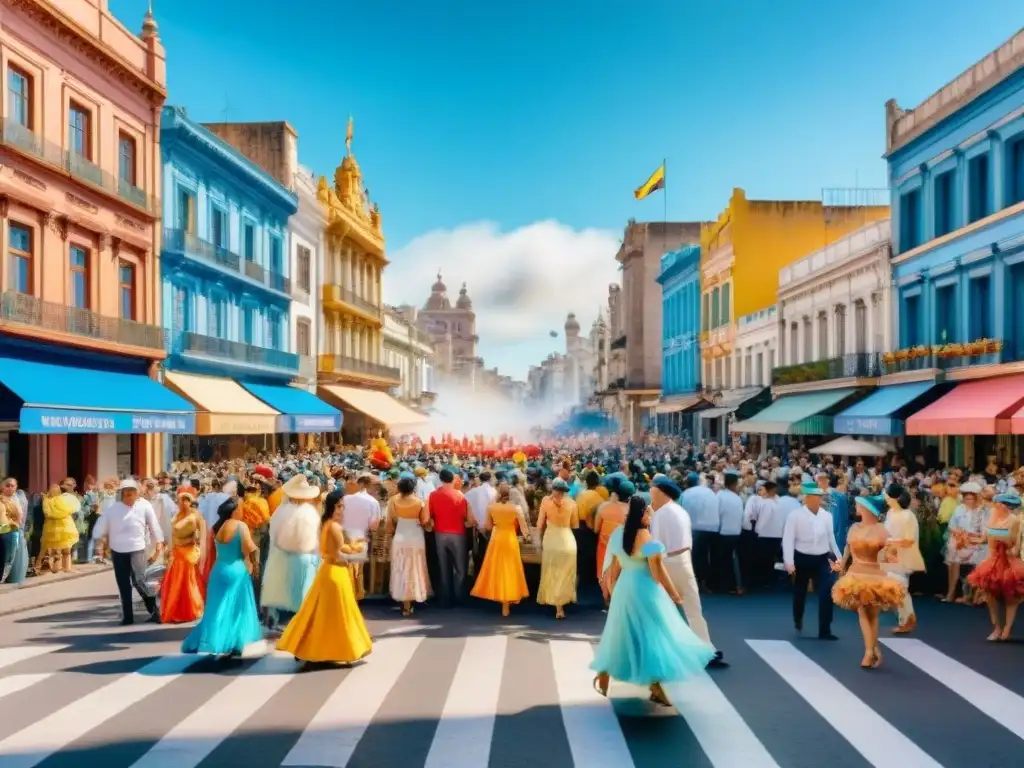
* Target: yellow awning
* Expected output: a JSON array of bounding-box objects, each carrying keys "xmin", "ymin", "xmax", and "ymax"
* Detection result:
[
  {"xmin": 163, "ymin": 371, "xmax": 278, "ymax": 435},
  {"xmin": 319, "ymin": 384, "xmax": 429, "ymax": 427}
]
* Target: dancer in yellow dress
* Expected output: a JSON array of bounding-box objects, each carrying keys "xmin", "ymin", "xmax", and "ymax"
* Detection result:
[
  {"xmin": 536, "ymin": 478, "xmax": 579, "ymax": 619},
  {"xmin": 39, "ymin": 484, "xmax": 80, "ymax": 574},
  {"xmin": 471, "ymin": 483, "xmax": 531, "ymax": 616},
  {"xmin": 831, "ymin": 495, "xmax": 906, "ymax": 669},
  {"xmin": 276, "ymin": 489, "xmax": 373, "ymax": 666}
]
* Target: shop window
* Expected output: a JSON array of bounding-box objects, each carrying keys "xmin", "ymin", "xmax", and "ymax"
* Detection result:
[{"xmin": 116, "ymin": 434, "xmax": 134, "ymax": 478}]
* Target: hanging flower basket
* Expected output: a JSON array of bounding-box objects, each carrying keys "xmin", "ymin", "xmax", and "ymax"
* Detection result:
[
  {"xmin": 893, "ymin": 348, "xmax": 910, "ymax": 361},
  {"xmin": 965, "ymin": 340, "xmax": 986, "ymax": 356},
  {"xmin": 986, "ymin": 339, "xmax": 1002, "ymax": 354}
]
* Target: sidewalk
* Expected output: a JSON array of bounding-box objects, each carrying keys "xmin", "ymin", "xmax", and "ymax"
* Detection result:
[{"xmin": 0, "ymin": 563, "xmax": 112, "ymax": 617}]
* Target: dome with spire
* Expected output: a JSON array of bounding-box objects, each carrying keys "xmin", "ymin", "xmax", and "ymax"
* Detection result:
[
  {"xmin": 424, "ymin": 270, "xmax": 451, "ymax": 311},
  {"xmin": 431, "ymin": 271, "xmax": 447, "ymax": 294},
  {"xmin": 456, "ymin": 282, "xmax": 473, "ymax": 310},
  {"xmin": 564, "ymin": 312, "xmax": 580, "ymax": 333}
]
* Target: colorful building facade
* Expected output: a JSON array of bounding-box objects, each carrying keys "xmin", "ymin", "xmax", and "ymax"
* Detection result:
[
  {"xmin": 160, "ymin": 107, "xmax": 340, "ymax": 458},
  {"xmin": 886, "ymin": 29, "xmax": 1024, "ymax": 465},
  {"xmin": 655, "ymin": 244, "xmax": 702, "ymax": 433},
  {"xmin": 0, "ymin": 1, "xmax": 180, "ymax": 488},
  {"xmin": 317, "ymin": 120, "xmax": 423, "ymax": 443}
]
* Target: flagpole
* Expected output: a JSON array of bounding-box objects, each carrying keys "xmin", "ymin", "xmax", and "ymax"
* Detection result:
[{"xmin": 663, "ymin": 157, "xmax": 668, "ymax": 253}]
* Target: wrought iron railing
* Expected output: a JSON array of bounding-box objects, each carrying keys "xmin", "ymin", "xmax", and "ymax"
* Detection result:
[
  {"xmin": 0, "ymin": 291, "xmax": 165, "ymax": 350},
  {"xmin": 325, "ymin": 284, "xmax": 381, "ymax": 317},
  {"xmin": 772, "ymin": 352, "xmax": 882, "ymax": 386},
  {"xmin": 292, "ymin": 284, "xmax": 310, "ymax": 304},
  {"xmin": 319, "ymin": 354, "xmax": 401, "ymax": 381},
  {"xmin": 1, "ymin": 118, "xmax": 156, "ymax": 212},
  {"xmin": 164, "ymin": 228, "xmax": 240, "ymax": 271},
  {"xmin": 177, "ymin": 331, "xmax": 299, "ymax": 371},
  {"xmin": 243, "ymin": 259, "xmax": 265, "ymax": 283},
  {"xmin": 268, "ymin": 271, "xmax": 291, "ymax": 294}
]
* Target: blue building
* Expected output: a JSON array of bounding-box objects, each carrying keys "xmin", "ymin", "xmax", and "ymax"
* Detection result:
[
  {"xmin": 886, "ymin": 31, "xmax": 1024, "ymax": 464},
  {"xmin": 655, "ymin": 244, "xmax": 702, "ymax": 433},
  {"xmin": 159, "ymin": 106, "xmax": 340, "ymax": 457}
]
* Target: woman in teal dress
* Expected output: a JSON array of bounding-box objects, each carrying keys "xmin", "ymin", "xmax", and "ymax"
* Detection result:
[
  {"xmin": 592, "ymin": 495, "xmax": 716, "ymax": 706},
  {"xmin": 182, "ymin": 498, "xmax": 263, "ymax": 657}
]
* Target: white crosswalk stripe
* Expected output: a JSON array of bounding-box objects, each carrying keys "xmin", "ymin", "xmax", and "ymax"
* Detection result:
[{"xmin": 0, "ymin": 635, "xmax": 1021, "ymax": 767}]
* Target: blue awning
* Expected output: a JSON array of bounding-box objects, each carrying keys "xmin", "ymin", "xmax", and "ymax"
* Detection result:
[
  {"xmin": 0, "ymin": 355, "xmax": 195, "ymax": 434},
  {"xmin": 833, "ymin": 381, "xmax": 937, "ymax": 436},
  {"xmin": 242, "ymin": 382, "xmax": 342, "ymax": 433}
]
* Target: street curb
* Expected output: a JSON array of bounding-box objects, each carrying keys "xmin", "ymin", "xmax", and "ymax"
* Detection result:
[{"xmin": 0, "ymin": 566, "xmax": 113, "ymax": 618}]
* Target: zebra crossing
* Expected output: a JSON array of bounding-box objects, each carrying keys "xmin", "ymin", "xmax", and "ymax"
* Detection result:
[{"xmin": 0, "ymin": 633, "xmax": 1020, "ymax": 768}]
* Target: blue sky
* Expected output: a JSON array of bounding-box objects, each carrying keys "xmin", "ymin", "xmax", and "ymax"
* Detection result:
[{"xmin": 112, "ymin": 0, "xmax": 1022, "ymax": 378}]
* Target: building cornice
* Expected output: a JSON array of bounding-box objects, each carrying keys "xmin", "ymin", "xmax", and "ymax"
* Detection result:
[
  {"xmin": 3, "ymin": 0, "xmax": 167, "ymax": 106},
  {"xmin": 162, "ymin": 106, "xmax": 298, "ymax": 215}
]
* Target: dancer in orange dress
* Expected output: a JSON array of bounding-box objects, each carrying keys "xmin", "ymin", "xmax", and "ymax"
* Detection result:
[
  {"xmin": 831, "ymin": 495, "xmax": 906, "ymax": 669},
  {"xmin": 967, "ymin": 491, "xmax": 1024, "ymax": 641},
  {"xmin": 160, "ymin": 487, "xmax": 205, "ymax": 624}
]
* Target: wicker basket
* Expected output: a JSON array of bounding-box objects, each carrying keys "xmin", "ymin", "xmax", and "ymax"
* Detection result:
[
  {"xmin": 368, "ymin": 527, "xmax": 393, "ymax": 595},
  {"xmin": 520, "ymin": 539, "xmax": 542, "ymax": 566}
]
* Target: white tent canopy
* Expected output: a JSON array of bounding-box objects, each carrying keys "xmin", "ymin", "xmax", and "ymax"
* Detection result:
[{"xmin": 809, "ymin": 436, "xmax": 888, "ymax": 457}]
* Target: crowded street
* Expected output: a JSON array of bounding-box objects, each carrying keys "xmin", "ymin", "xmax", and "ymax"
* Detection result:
[{"xmin": 1, "ymin": 569, "xmax": 1021, "ymax": 768}]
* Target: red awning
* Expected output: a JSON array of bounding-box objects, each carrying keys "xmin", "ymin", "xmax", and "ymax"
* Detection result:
[{"xmin": 906, "ymin": 374, "xmax": 1024, "ymax": 436}]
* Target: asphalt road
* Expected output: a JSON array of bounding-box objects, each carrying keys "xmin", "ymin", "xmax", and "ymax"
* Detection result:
[{"xmin": 0, "ymin": 572, "xmax": 1022, "ymax": 768}]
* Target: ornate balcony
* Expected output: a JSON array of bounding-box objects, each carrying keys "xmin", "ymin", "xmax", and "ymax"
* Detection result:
[
  {"xmin": 0, "ymin": 291, "xmax": 165, "ymax": 351},
  {"xmin": 322, "ymin": 284, "xmax": 382, "ymax": 324},
  {"xmin": 1, "ymin": 118, "xmax": 156, "ymax": 214},
  {"xmin": 879, "ymin": 340, "xmax": 1016, "ymax": 373},
  {"xmin": 174, "ymin": 331, "xmax": 299, "ymax": 373},
  {"xmin": 163, "ymin": 228, "xmax": 291, "ymax": 297},
  {"xmin": 318, "ymin": 354, "xmax": 401, "ymax": 382},
  {"xmin": 772, "ymin": 352, "xmax": 882, "ymax": 386}
]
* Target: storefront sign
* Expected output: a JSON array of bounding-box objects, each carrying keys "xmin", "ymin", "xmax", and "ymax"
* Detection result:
[
  {"xmin": 277, "ymin": 414, "xmax": 343, "ymax": 433},
  {"xmin": 20, "ymin": 407, "xmax": 195, "ymax": 434},
  {"xmin": 832, "ymin": 416, "xmax": 899, "ymax": 436},
  {"xmin": 198, "ymin": 414, "xmax": 278, "ymax": 435}
]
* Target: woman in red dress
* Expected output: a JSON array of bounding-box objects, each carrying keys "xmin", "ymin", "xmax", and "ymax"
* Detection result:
[
  {"xmin": 967, "ymin": 492, "xmax": 1024, "ymax": 641},
  {"xmin": 160, "ymin": 487, "xmax": 206, "ymax": 624}
]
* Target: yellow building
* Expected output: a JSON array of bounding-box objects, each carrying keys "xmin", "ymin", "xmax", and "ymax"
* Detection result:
[
  {"xmin": 699, "ymin": 187, "xmax": 888, "ymax": 387},
  {"xmin": 316, "ymin": 118, "xmax": 425, "ymax": 443}
]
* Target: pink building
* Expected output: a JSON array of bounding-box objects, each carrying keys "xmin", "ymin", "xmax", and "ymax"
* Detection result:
[{"xmin": 0, "ymin": 0, "xmax": 176, "ymax": 491}]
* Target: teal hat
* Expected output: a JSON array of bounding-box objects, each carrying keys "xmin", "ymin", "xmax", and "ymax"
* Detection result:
[
  {"xmin": 855, "ymin": 495, "xmax": 883, "ymax": 517},
  {"xmin": 994, "ymin": 491, "xmax": 1022, "ymax": 508},
  {"xmin": 615, "ymin": 479, "xmax": 637, "ymax": 498},
  {"xmin": 800, "ymin": 482, "xmax": 825, "ymax": 497}
]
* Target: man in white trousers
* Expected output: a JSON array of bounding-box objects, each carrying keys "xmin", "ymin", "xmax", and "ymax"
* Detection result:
[{"xmin": 650, "ymin": 476, "xmax": 728, "ymax": 668}]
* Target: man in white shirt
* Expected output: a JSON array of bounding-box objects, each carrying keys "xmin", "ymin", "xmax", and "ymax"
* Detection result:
[
  {"xmin": 715, "ymin": 471, "xmax": 745, "ymax": 594},
  {"xmin": 343, "ymin": 474, "xmax": 382, "ymax": 599},
  {"xmin": 464, "ymin": 470, "xmax": 496, "ymax": 577},
  {"xmin": 681, "ymin": 472, "xmax": 719, "ymax": 591},
  {"xmin": 92, "ymin": 479, "xmax": 164, "ymax": 625},
  {"xmin": 650, "ymin": 477, "xmax": 727, "ymax": 668},
  {"xmin": 782, "ymin": 482, "xmax": 841, "ymax": 640}
]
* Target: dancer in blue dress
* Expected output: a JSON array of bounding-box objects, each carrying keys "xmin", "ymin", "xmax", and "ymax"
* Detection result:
[
  {"xmin": 592, "ymin": 495, "xmax": 716, "ymax": 706},
  {"xmin": 182, "ymin": 497, "xmax": 263, "ymax": 657}
]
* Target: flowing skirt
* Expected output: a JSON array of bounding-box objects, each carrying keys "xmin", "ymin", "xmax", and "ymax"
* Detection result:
[
  {"xmin": 968, "ymin": 544, "xmax": 1024, "ymax": 602},
  {"xmin": 198, "ymin": 529, "xmax": 217, "ymax": 599},
  {"xmin": 832, "ymin": 570, "xmax": 906, "ymax": 612},
  {"xmin": 182, "ymin": 559, "xmax": 261, "ymax": 655},
  {"xmin": 591, "ymin": 568, "xmax": 715, "ymax": 685},
  {"xmin": 471, "ymin": 528, "xmax": 529, "ymax": 604},
  {"xmin": 261, "ymin": 547, "xmax": 319, "ymax": 613},
  {"xmin": 537, "ymin": 526, "xmax": 577, "ymax": 606},
  {"xmin": 160, "ymin": 546, "xmax": 204, "ymax": 624},
  {"xmin": 277, "ymin": 562, "xmax": 373, "ymax": 664},
  {"xmin": 41, "ymin": 517, "xmax": 78, "ymax": 552}
]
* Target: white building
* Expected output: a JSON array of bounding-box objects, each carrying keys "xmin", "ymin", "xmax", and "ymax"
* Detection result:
[
  {"xmin": 289, "ymin": 164, "xmax": 325, "ymax": 387},
  {"xmin": 776, "ymin": 219, "xmax": 893, "ymax": 392},
  {"xmin": 383, "ymin": 306, "xmax": 435, "ymax": 405}
]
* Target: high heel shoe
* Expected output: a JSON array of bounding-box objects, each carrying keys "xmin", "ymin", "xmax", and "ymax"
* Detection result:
[{"xmin": 592, "ymin": 673, "xmax": 609, "ymax": 698}]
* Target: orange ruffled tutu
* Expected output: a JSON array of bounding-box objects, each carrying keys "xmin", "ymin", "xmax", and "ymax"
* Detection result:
[
  {"xmin": 831, "ymin": 571, "xmax": 906, "ymax": 611},
  {"xmin": 967, "ymin": 543, "xmax": 1024, "ymax": 602}
]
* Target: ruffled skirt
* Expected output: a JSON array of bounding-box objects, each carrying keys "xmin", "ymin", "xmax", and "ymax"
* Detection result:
[
  {"xmin": 967, "ymin": 549, "xmax": 1024, "ymax": 602},
  {"xmin": 832, "ymin": 570, "xmax": 906, "ymax": 611}
]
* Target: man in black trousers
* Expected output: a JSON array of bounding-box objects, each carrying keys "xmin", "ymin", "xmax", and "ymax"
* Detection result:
[{"xmin": 782, "ymin": 482, "xmax": 840, "ymax": 640}]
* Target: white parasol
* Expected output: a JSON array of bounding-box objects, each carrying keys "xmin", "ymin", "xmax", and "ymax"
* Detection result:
[{"xmin": 809, "ymin": 436, "xmax": 888, "ymax": 457}]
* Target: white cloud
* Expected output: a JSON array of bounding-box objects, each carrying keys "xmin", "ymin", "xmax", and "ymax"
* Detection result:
[{"xmin": 383, "ymin": 220, "xmax": 622, "ymax": 379}]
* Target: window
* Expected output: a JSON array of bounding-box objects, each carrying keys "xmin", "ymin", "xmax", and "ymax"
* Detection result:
[
  {"xmin": 270, "ymin": 236, "xmax": 283, "ymax": 273},
  {"xmin": 118, "ymin": 133, "xmax": 136, "ymax": 186},
  {"xmin": 177, "ymin": 188, "xmax": 195, "ymax": 233},
  {"xmin": 211, "ymin": 207, "xmax": 226, "ymax": 248},
  {"xmin": 969, "ymin": 154, "xmax": 990, "ymax": 224},
  {"xmin": 267, "ymin": 314, "xmax": 281, "ymax": 349},
  {"xmin": 243, "ymin": 308, "xmax": 254, "ymax": 343},
  {"xmin": 7, "ymin": 66, "xmax": 31, "ymax": 129},
  {"xmin": 119, "ymin": 261, "xmax": 135, "ymax": 320},
  {"xmin": 297, "ymin": 318, "xmax": 312, "ymax": 356},
  {"xmin": 816, "ymin": 311, "xmax": 828, "ymax": 359},
  {"xmin": 69, "ymin": 245, "xmax": 89, "ymax": 309},
  {"xmin": 297, "ymin": 245, "xmax": 311, "ymax": 291},
  {"xmin": 970, "ymin": 276, "xmax": 992, "ymax": 340},
  {"xmin": 903, "ymin": 294, "xmax": 921, "ymax": 347},
  {"xmin": 8, "ymin": 223, "xmax": 32, "ymax": 294},
  {"xmin": 934, "ymin": 171, "xmax": 955, "ymax": 237},
  {"xmin": 834, "ymin": 305, "xmax": 846, "ymax": 356},
  {"xmin": 243, "ymin": 223, "xmax": 255, "ymax": 261},
  {"xmin": 720, "ymin": 283, "xmax": 730, "ymax": 326},
  {"xmin": 68, "ymin": 102, "xmax": 90, "ymax": 159},
  {"xmin": 173, "ymin": 285, "xmax": 191, "ymax": 332},
  {"xmin": 1010, "ymin": 139, "xmax": 1024, "ymax": 207},
  {"xmin": 711, "ymin": 288, "xmax": 720, "ymax": 328},
  {"xmin": 854, "ymin": 299, "xmax": 867, "ymax": 353},
  {"xmin": 802, "ymin": 316, "xmax": 812, "ymax": 362},
  {"xmin": 935, "ymin": 284, "xmax": 956, "ymax": 343},
  {"xmin": 209, "ymin": 296, "xmax": 226, "ymax": 337},
  {"xmin": 899, "ymin": 188, "xmax": 922, "ymax": 251}
]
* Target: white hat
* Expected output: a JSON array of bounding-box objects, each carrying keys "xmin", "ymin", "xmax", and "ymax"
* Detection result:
[
  {"xmin": 960, "ymin": 481, "xmax": 983, "ymax": 494},
  {"xmin": 282, "ymin": 474, "xmax": 321, "ymax": 501},
  {"xmin": 119, "ymin": 478, "xmax": 139, "ymax": 491}
]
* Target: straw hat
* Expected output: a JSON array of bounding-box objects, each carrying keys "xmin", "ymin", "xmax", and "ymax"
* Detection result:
[{"xmin": 282, "ymin": 474, "xmax": 321, "ymax": 501}]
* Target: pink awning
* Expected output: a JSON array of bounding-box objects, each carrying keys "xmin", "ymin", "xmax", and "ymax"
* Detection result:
[{"xmin": 906, "ymin": 375, "xmax": 1024, "ymax": 436}]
